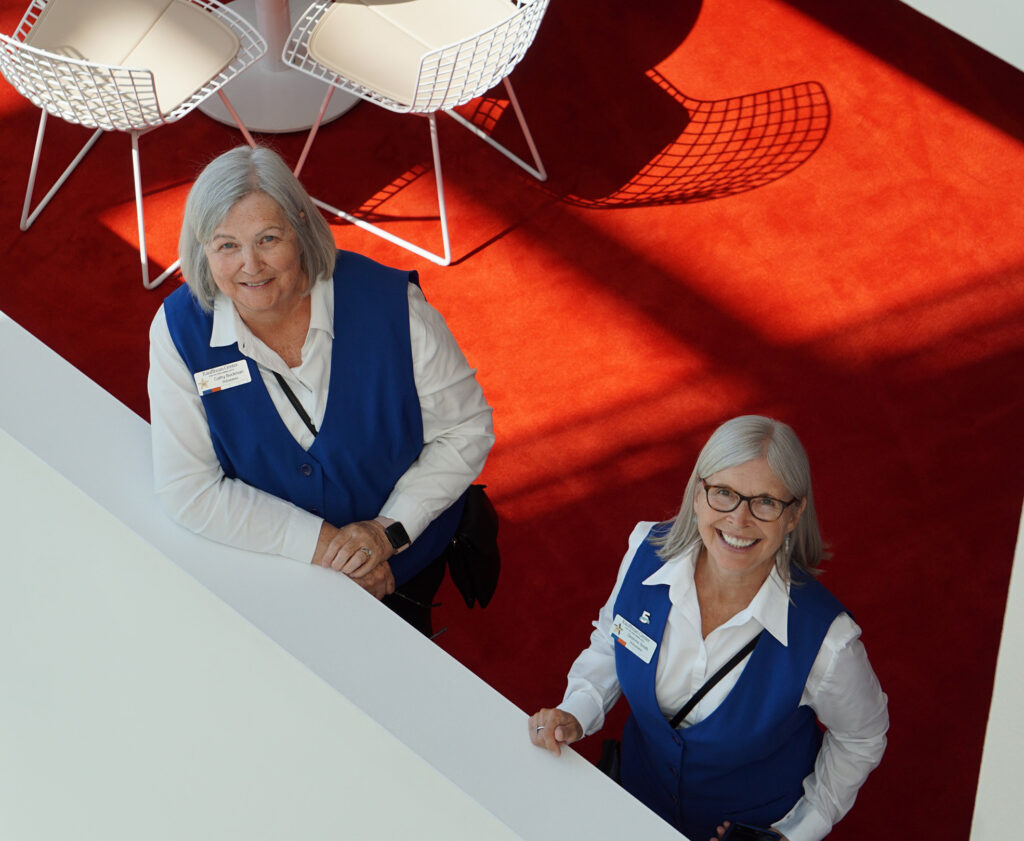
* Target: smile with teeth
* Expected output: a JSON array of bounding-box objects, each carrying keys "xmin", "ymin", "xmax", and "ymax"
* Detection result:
[
  {"xmin": 718, "ymin": 530, "xmax": 759, "ymax": 549},
  {"xmin": 241, "ymin": 278, "xmax": 272, "ymax": 288}
]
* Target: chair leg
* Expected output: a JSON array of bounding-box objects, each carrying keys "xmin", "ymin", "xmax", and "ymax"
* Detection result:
[
  {"xmin": 308, "ymin": 112, "xmax": 452, "ymax": 266},
  {"xmin": 130, "ymin": 132, "xmax": 180, "ymax": 290},
  {"xmin": 294, "ymin": 86, "xmax": 335, "ymax": 179},
  {"xmin": 428, "ymin": 112, "xmax": 452, "ymax": 265},
  {"xmin": 22, "ymin": 97, "xmax": 255, "ymax": 290},
  {"xmin": 444, "ymin": 77, "xmax": 547, "ymax": 182},
  {"xmin": 20, "ymin": 111, "xmax": 104, "ymax": 231},
  {"xmin": 215, "ymin": 90, "xmax": 259, "ymax": 149}
]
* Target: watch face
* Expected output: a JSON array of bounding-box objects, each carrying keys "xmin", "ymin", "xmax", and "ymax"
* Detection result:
[{"xmin": 385, "ymin": 522, "xmax": 410, "ymax": 549}]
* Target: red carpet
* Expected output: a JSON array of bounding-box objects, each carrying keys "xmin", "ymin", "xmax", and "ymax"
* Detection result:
[{"xmin": 2, "ymin": 1, "xmax": 1023, "ymax": 838}]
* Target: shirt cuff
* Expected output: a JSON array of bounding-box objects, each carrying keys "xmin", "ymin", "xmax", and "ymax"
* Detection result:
[
  {"xmin": 773, "ymin": 797, "xmax": 831, "ymax": 841},
  {"xmin": 557, "ymin": 692, "xmax": 605, "ymax": 738},
  {"xmin": 282, "ymin": 507, "xmax": 326, "ymax": 564},
  {"xmin": 378, "ymin": 496, "xmax": 433, "ymax": 545}
]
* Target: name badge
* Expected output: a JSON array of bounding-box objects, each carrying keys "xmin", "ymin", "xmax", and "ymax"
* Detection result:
[
  {"xmin": 193, "ymin": 360, "xmax": 251, "ymax": 395},
  {"xmin": 611, "ymin": 614, "xmax": 657, "ymax": 663}
]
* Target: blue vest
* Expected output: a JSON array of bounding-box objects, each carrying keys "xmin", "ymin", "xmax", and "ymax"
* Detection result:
[
  {"xmin": 614, "ymin": 526, "xmax": 844, "ymax": 840},
  {"xmin": 163, "ymin": 249, "xmax": 465, "ymax": 585}
]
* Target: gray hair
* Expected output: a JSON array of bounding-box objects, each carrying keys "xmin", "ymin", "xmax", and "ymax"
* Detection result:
[
  {"xmin": 178, "ymin": 146, "xmax": 336, "ymax": 311},
  {"xmin": 655, "ymin": 415, "xmax": 827, "ymax": 580}
]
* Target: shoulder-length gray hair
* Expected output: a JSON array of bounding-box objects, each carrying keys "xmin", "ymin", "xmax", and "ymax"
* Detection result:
[
  {"xmin": 178, "ymin": 145, "xmax": 336, "ymax": 311},
  {"xmin": 655, "ymin": 415, "xmax": 828, "ymax": 580}
]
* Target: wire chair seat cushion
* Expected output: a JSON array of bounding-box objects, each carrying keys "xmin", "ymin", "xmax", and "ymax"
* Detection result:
[
  {"xmin": 0, "ymin": 0, "xmax": 255, "ymax": 131},
  {"xmin": 288, "ymin": 0, "xmax": 546, "ymax": 113},
  {"xmin": 24, "ymin": 0, "xmax": 183, "ymax": 66}
]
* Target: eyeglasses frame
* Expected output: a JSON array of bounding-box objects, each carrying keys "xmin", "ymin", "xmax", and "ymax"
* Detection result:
[{"xmin": 699, "ymin": 478, "xmax": 799, "ymax": 523}]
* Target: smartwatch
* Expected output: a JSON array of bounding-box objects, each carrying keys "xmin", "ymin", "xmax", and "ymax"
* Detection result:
[{"xmin": 384, "ymin": 521, "xmax": 411, "ymax": 550}]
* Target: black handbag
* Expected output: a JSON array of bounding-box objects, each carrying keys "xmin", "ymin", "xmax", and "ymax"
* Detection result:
[
  {"xmin": 445, "ymin": 484, "xmax": 500, "ymax": 608},
  {"xmin": 596, "ymin": 631, "xmax": 764, "ymax": 782},
  {"xmin": 597, "ymin": 738, "xmax": 622, "ymax": 782}
]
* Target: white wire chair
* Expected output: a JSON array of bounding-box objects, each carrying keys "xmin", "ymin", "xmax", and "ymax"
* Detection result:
[
  {"xmin": 0, "ymin": 0, "xmax": 267, "ymax": 289},
  {"xmin": 283, "ymin": 0, "xmax": 549, "ymax": 266}
]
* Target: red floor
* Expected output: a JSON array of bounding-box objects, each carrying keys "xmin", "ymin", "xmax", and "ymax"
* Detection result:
[{"xmin": 2, "ymin": 1, "xmax": 1023, "ymax": 838}]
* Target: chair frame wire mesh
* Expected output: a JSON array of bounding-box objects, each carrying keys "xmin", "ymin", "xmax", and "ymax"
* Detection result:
[
  {"xmin": 0, "ymin": 0, "xmax": 266, "ymax": 288},
  {"xmin": 283, "ymin": 0, "xmax": 548, "ymax": 266}
]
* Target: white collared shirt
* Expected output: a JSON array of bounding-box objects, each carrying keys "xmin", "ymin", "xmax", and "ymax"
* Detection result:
[
  {"xmin": 558, "ymin": 521, "xmax": 889, "ymax": 841},
  {"xmin": 148, "ymin": 278, "xmax": 494, "ymax": 563}
]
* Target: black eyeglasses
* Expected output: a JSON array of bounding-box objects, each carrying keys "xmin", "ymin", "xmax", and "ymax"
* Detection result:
[{"xmin": 700, "ymin": 479, "xmax": 798, "ymax": 522}]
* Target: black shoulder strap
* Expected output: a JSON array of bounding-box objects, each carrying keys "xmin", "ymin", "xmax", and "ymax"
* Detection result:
[
  {"xmin": 273, "ymin": 371, "xmax": 318, "ymax": 437},
  {"xmin": 669, "ymin": 630, "xmax": 764, "ymax": 729}
]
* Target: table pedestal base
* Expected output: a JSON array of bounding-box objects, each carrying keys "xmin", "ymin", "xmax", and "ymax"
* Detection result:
[{"xmin": 199, "ymin": 0, "xmax": 358, "ymax": 134}]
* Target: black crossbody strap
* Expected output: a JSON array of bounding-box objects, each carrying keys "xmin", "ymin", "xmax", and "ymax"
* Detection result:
[
  {"xmin": 669, "ymin": 630, "xmax": 764, "ymax": 729},
  {"xmin": 272, "ymin": 371, "xmax": 318, "ymax": 437}
]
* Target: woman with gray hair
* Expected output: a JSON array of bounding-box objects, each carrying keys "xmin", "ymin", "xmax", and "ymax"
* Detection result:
[
  {"xmin": 529, "ymin": 415, "xmax": 887, "ymax": 841},
  {"xmin": 148, "ymin": 146, "xmax": 494, "ymax": 635}
]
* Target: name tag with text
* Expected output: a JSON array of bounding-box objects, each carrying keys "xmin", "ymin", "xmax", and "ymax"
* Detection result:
[
  {"xmin": 193, "ymin": 360, "xmax": 251, "ymax": 395},
  {"xmin": 611, "ymin": 614, "xmax": 657, "ymax": 663}
]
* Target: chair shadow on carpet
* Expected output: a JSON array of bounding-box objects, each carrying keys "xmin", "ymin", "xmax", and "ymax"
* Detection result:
[
  {"xmin": 563, "ymin": 72, "xmax": 830, "ymax": 207},
  {"xmin": 458, "ymin": 70, "xmax": 831, "ymax": 208}
]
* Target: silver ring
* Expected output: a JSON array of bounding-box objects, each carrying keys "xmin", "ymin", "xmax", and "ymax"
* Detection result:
[
  {"xmin": 535, "ymin": 725, "xmax": 545, "ymax": 733},
  {"xmin": 359, "ymin": 547, "xmax": 372, "ymax": 558}
]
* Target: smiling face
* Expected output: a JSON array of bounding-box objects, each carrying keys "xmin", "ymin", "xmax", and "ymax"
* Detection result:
[
  {"xmin": 694, "ymin": 457, "xmax": 805, "ymax": 583},
  {"xmin": 204, "ymin": 191, "xmax": 308, "ymax": 325}
]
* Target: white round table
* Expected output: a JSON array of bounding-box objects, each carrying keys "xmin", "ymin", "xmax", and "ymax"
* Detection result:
[{"xmin": 200, "ymin": 0, "xmax": 357, "ymax": 133}]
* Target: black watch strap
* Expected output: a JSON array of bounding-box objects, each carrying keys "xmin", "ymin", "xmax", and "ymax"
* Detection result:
[{"xmin": 384, "ymin": 521, "xmax": 410, "ymax": 550}]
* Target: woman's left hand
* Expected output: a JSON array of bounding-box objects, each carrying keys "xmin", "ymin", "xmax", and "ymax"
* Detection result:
[{"xmin": 316, "ymin": 520, "xmax": 394, "ymax": 576}]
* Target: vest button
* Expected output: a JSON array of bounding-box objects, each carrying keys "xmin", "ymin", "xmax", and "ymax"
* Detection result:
[{"xmin": 300, "ymin": 463, "xmax": 313, "ymax": 477}]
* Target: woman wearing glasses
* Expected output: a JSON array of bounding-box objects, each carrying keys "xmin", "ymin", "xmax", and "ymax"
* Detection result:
[{"xmin": 528, "ymin": 415, "xmax": 888, "ymax": 841}]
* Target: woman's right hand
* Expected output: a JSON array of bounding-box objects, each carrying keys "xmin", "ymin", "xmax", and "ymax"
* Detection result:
[
  {"xmin": 528, "ymin": 708, "xmax": 583, "ymax": 756},
  {"xmin": 351, "ymin": 560, "xmax": 395, "ymax": 600}
]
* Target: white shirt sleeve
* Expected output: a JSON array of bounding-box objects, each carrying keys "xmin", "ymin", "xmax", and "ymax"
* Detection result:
[
  {"xmin": 377, "ymin": 284, "xmax": 495, "ymax": 541},
  {"xmin": 148, "ymin": 305, "xmax": 324, "ymax": 563},
  {"xmin": 557, "ymin": 523, "xmax": 657, "ymax": 734},
  {"xmin": 773, "ymin": 614, "xmax": 889, "ymax": 841}
]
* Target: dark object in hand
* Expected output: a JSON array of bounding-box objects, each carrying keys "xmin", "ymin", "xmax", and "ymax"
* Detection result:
[{"xmin": 721, "ymin": 822, "xmax": 782, "ymax": 841}]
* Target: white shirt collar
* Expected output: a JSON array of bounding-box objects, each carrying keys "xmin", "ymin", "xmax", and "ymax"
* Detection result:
[
  {"xmin": 208, "ymin": 277, "xmax": 334, "ymax": 349},
  {"xmin": 642, "ymin": 542, "xmax": 791, "ymax": 646},
  {"xmin": 210, "ymin": 292, "xmax": 240, "ymax": 348},
  {"xmin": 308, "ymin": 277, "xmax": 334, "ymax": 337}
]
